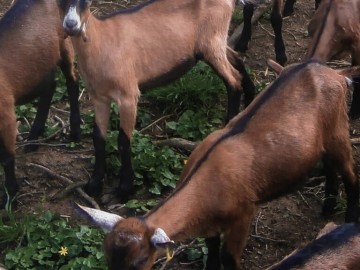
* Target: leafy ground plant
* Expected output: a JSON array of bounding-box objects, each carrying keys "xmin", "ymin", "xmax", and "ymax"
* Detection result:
[
  {"xmin": 1, "ymin": 211, "xmax": 106, "ymax": 270},
  {"xmin": 105, "ymin": 130, "xmax": 186, "ymax": 196}
]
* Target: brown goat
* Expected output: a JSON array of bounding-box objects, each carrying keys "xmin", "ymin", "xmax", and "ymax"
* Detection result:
[
  {"xmin": 57, "ymin": 0, "xmax": 255, "ymax": 202},
  {"xmin": 306, "ymin": 0, "xmax": 360, "ymax": 118},
  {"xmin": 74, "ymin": 60, "xmax": 360, "ymax": 270},
  {"xmin": 0, "ymin": 0, "xmax": 81, "ymax": 206},
  {"xmin": 268, "ymin": 222, "xmax": 360, "ymax": 270}
]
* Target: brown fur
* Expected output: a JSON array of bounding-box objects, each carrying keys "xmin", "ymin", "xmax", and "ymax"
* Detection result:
[
  {"xmin": 0, "ymin": 0, "xmax": 74, "ymax": 155},
  {"xmin": 307, "ymin": 0, "xmax": 360, "ymax": 63},
  {"xmin": 305, "ymin": 0, "xmax": 360, "ymax": 119},
  {"xmin": 101, "ymin": 61, "xmax": 360, "ymax": 269},
  {"xmin": 59, "ymin": 0, "xmax": 255, "ymax": 200},
  {"xmin": 268, "ymin": 222, "xmax": 360, "ymax": 270},
  {"xmin": 62, "ymin": 0, "xmax": 248, "ymax": 138},
  {"xmin": 0, "ymin": 0, "xmax": 79, "ymax": 201}
]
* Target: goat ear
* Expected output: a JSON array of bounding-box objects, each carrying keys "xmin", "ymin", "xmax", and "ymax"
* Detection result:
[
  {"xmin": 267, "ymin": 59, "xmax": 284, "ymax": 74},
  {"xmin": 337, "ymin": 66, "xmax": 360, "ymax": 77},
  {"xmin": 316, "ymin": 222, "xmax": 339, "ymax": 239},
  {"xmin": 72, "ymin": 202, "xmax": 123, "ymax": 231},
  {"xmin": 150, "ymin": 228, "xmax": 176, "ymax": 249}
]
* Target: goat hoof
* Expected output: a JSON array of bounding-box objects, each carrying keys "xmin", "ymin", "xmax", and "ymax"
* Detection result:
[
  {"xmin": 116, "ymin": 186, "xmax": 135, "ymax": 203},
  {"xmin": 276, "ymin": 54, "xmax": 288, "ymax": 66},
  {"xmin": 84, "ymin": 180, "xmax": 103, "ymax": 197},
  {"xmin": 345, "ymin": 208, "xmax": 360, "ymax": 223},
  {"xmin": 234, "ymin": 43, "xmax": 248, "ymax": 54},
  {"xmin": 283, "ymin": 8, "xmax": 294, "ymax": 18},
  {"xmin": 322, "ymin": 199, "xmax": 337, "ymax": 217},
  {"xmin": 70, "ymin": 130, "xmax": 81, "ymax": 142}
]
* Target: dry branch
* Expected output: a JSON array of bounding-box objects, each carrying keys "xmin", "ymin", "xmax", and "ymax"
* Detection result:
[
  {"xmin": 351, "ymin": 137, "xmax": 360, "ymax": 144},
  {"xmin": 153, "ymin": 138, "xmax": 197, "ymax": 152},
  {"xmin": 52, "ymin": 181, "xmax": 86, "ymax": 200},
  {"xmin": 27, "ymin": 163, "xmax": 100, "ymax": 209}
]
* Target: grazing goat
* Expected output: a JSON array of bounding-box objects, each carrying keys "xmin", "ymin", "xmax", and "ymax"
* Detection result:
[
  {"xmin": 58, "ymin": 0, "xmax": 255, "ymax": 201},
  {"xmin": 73, "ymin": 60, "xmax": 360, "ymax": 270},
  {"xmin": 235, "ymin": 0, "xmax": 321, "ymax": 65},
  {"xmin": 0, "ymin": 0, "xmax": 81, "ymax": 206},
  {"xmin": 268, "ymin": 222, "xmax": 360, "ymax": 270},
  {"xmin": 306, "ymin": 0, "xmax": 360, "ymax": 118}
]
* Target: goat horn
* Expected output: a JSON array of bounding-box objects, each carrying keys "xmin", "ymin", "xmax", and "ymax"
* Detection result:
[
  {"xmin": 72, "ymin": 202, "xmax": 123, "ymax": 231},
  {"xmin": 267, "ymin": 59, "xmax": 284, "ymax": 74}
]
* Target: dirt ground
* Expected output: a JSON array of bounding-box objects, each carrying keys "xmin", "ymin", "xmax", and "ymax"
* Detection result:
[{"xmin": 0, "ymin": 0, "xmax": 359, "ymax": 269}]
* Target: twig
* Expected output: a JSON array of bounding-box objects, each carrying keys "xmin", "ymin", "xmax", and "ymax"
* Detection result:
[
  {"xmin": 16, "ymin": 143, "xmax": 67, "ymax": 149},
  {"xmin": 51, "ymin": 181, "xmax": 87, "ymax": 200},
  {"xmin": 153, "ymin": 138, "xmax": 197, "ymax": 152},
  {"xmin": 79, "ymin": 87, "xmax": 86, "ymax": 101},
  {"xmin": 27, "ymin": 163, "xmax": 100, "ymax": 209},
  {"xmin": 351, "ymin": 137, "xmax": 360, "ymax": 144},
  {"xmin": 18, "ymin": 116, "xmax": 31, "ymax": 130},
  {"xmin": 139, "ymin": 114, "xmax": 172, "ymax": 133},
  {"xmin": 284, "ymin": 29, "xmax": 297, "ymax": 41},
  {"xmin": 255, "ymin": 211, "xmax": 262, "ymax": 235},
  {"xmin": 97, "ymin": 1, "xmax": 127, "ymax": 7},
  {"xmin": 51, "ymin": 106, "xmax": 70, "ymax": 115},
  {"xmin": 54, "ymin": 115, "xmax": 66, "ymax": 129},
  {"xmin": 16, "ymin": 124, "xmax": 70, "ymax": 148},
  {"xmin": 258, "ymin": 22, "xmax": 275, "ymax": 38},
  {"xmin": 154, "ymin": 240, "xmax": 202, "ymax": 266},
  {"xmin": 17, "ymin": 192, "xmax": 44, "ymax": 200},
  {"xmin": 297, "ymin": 191, "xmax": 311, "ymax": 209},
  {"xmin": 250, "ymin": 234, "xmax": 287, "ymax": 243},
  {"xmin": 305, "ymin": 176, "xmax": 326, "ymax": 186}
]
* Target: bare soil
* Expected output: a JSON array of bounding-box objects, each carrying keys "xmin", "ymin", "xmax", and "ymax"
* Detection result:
[{"xmin": 0, "ymin": 1, "xmax": 359, "ymax": 269}]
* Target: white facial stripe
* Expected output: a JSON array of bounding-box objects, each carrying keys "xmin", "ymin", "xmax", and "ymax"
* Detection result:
[{"xmin": 63, "ymin": 5, "xmax": 81, "ymax": 31}]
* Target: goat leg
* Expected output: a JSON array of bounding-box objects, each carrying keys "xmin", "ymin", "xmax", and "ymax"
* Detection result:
[
  {"xmin": 25, "ymin": 70, "xmax": 56, "ymax": 152},
  {"xmin": 84, "ymin": 124, "xmax": 106, "ymax": 197},
  {"xmin": 234, "ymin": 3, "xmax": 254, "ymax": 53}
]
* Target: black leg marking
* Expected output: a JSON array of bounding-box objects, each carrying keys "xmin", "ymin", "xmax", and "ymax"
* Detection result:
[
  {"xmin": 322, "ymin": 155, "xmax": 339, "ymax": 217},
  {"xmin": 234, "ymin": 4, "xmax": 254, "ymax": 53},
  {"xmin": 225, "ymin": 86, "xmax": 241, "ymax": 124},
  {"xmin": 283, "ymin": 0, "xmax": 296, "ymax": 17},
  {"xmin": 344, "ymin": 179, "xmax": 360, "ymax": 223},
  {"xmin": 84, "ymin": 124, "xmax": 106, "ymax": 197},
  {"xmin": 205, "ymin": 236, "xmax": 221, "ymax": 270},
  {"xmin": 221, "ymin": 245, "xmax": 237, "ymax": 270},
  {"xmin": 59, "ymin": 59, "xmax": 81, "ymax": 141},
  {"xmin": 349, "ymin": 72, "xmax": 360, "ymax": 119},
  {"xmin": 349, "ymin": 56, "xmax": 360, "ymax": 119},
  {"xmin": 25, "ymin": 71, "xmax": 56, "ymax": 152},
  {"xmin": 117, "ymin": 128, "xmax": 135, "ymax": 203},
  {"xmin": 271, "ymin": 8, "xmax": 287, "ymax": 65},
  {"xmin": 343, "ymin": 165, "xmax": 359, "ymax": 223},
  {"xmin": 225, "ymin": 50, "xmax": 255, "ymax": 122},
  {"xmin": 237, "ymin": 62, "xmax": 255, "ymax": 108},
  {"xmin": 0, "ymin": 140, "xmax": 17, "ymax": 208}
]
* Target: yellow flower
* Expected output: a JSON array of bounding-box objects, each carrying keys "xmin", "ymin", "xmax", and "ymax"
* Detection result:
[{"xmin": 58, "ymin": 246, "xmax": 68, "ymax": 256}]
